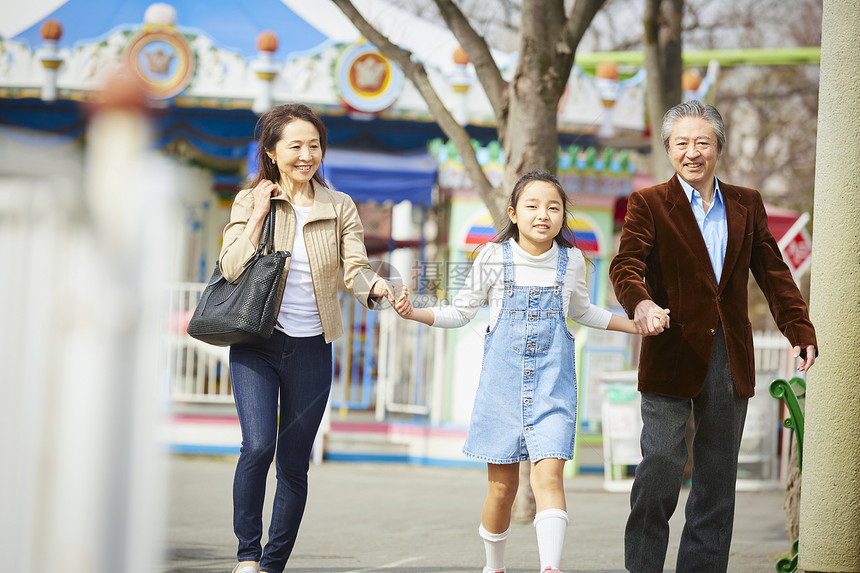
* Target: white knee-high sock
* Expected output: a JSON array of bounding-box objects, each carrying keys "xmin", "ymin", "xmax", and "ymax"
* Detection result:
[
  {"xmin": 479, "ymin": 524, "xmax": 510, "ymax": 572},
  {"xmin": 534, "ymin": 508, "xmax": 569, "ymax": 570}
]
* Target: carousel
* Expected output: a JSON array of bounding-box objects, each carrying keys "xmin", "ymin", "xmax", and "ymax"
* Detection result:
[{"xmin": 0, "ymin": 0, "xmax": 801, "ymax": 473}]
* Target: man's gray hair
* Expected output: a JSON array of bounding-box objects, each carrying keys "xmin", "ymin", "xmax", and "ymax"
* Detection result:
[{"xmin": 661, "ymin": 100, "xmax": 726, "ymax": 152}]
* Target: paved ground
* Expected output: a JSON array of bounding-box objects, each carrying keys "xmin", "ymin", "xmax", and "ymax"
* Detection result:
[{"xmin": 162, "ymin": 455, "xmax": 792, "ymax": 573}]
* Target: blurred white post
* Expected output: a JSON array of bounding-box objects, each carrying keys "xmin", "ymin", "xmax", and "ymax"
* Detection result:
[
  {"xmin": 390, "ymin": 200, "xmax": 416, "ymax": 285},
  {"xmin": 39, "ymin": 23, "xmax": 63, "ymax": 102},
  {"xmin": 0, "ymin": 73, "xmax": 174, "ymax": 573},
  {"xmin": 252, "ymin": 31, "xmax": 279, "ymax": 115}
]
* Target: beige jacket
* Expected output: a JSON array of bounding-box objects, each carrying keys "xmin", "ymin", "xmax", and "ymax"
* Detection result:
[{"xmin": 219, "ymin": 180, "xmax": 383, "ymax": 343}]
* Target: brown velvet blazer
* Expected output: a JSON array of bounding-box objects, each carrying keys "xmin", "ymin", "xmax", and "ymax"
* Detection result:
[{"xmin": 609, "ymin": 175, "xmax": 817, "ymax": 399}]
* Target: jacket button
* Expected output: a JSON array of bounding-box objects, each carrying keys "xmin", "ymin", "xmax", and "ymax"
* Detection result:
[{"xmin": 709, "ymin": 328, "xmax": 716, "ymax": 336}]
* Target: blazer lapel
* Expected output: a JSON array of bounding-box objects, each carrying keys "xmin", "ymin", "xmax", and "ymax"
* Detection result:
[
  {"xmin": 718, "ymin": 180, "xmax": 747, "ymax": 292},
  {"xmin": 664, "ymin": 175, "xmax": 717, "ymax": 285}
]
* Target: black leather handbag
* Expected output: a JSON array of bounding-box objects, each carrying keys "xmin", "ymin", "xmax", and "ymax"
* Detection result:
[{"xmin": 186, "ymin": 206, "xmax": 290, "ymax": 346}]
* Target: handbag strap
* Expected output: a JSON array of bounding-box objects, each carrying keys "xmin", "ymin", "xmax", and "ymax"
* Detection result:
[{"xmin": 255, "ymin": 205, "xmax": 277, "ymax": 256}]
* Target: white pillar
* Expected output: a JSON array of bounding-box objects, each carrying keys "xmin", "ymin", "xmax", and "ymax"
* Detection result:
[
  {"xmin": 40, "ymin": 40, "xmax": 62, "ymax": 102},
  {"xmin": 798, "ymin": 0, "xmax": 860, "ymax": 571},
  {"xmin": 253, "ymin": 52, "xmax": 277, "ymax": 115}
]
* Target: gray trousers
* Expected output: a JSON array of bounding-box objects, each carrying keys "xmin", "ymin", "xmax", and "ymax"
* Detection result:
[{"xmin": 625, "ymin": 324, "xmax": 749, "ymax": 573}]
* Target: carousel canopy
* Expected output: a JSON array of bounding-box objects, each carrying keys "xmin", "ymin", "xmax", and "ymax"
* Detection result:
[
  {"xmin": 246, "ymin": 143, "xmax": 437, "ymax": 205},
  {"xmin": 11, "ymin": 0, "xmax": 328, "ymax": 59},
  {"xmin": 324, "ymin": 148, "xmax": 437, "ymax": 205}
]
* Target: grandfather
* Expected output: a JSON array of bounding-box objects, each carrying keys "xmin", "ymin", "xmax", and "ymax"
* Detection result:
[{"xmin": 609, "ymin": 100, "xmax": 817, "ymax": 573}]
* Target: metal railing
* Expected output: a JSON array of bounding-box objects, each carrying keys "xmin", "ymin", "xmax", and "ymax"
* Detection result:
[
  {"xmin": 166, "ymin": 282, "xmax": 232, "ymax": 403},
  {"xmin": 164, "ymin": 283, "xmax": 796, "ymax": 428},
  {"xmin": 164, "ymin": 283, "xmax": 440, "ymax": 418}
]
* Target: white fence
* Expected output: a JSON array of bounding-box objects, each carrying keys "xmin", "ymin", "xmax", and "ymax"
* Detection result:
[
  {"xmin": 600, "ymin": 329, "xmax": 797, "ymax": 490},
  {"xmin": 167, "ymin": 282, "xmax": 233, "ymax": 403},
  {"xmin": 166, "ymin": 282, "xmax": 797, "ymax": 430},
  {"xmin": 165, "ymin": 283, "xmax": 441, "ymax": 416}
]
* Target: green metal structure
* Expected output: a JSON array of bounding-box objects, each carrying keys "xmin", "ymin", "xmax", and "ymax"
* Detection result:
[
  {"xmin": 769, "ymin": 376, "xmax": 807, "ymax": 573},
  {"xmin": 575, "ymin": 47, "xmax": 821, "ymax": 72}
]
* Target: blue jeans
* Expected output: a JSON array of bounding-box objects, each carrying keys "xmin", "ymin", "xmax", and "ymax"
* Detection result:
[
  {"xmin": 625, "ymin": 324, "xmax": 749, "ymax": 573},
  {"xmin": 229, "ymin": 331, "xmax": 332, "ymax": 573}
]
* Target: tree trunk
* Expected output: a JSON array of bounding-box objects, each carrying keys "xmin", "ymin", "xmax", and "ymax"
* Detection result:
[
  {"xmin": 785, "ymin": 438, "xmax": 801, "ymax": 542},
  {"xmin": 643, "ymin": 0, "xmax": 684, "ymax": 183},
  {"xmin": 511, "ymin": 461, "xmax": 536, "ymax": 523},
  {"xmin": 333, "ymin": 0, "xmax": 608, "ymax": 522}
]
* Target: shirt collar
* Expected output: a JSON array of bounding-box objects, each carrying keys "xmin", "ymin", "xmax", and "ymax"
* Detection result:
[{"xmin": 678, "ymin": 176, "xmax": 723, "ymax": 208}]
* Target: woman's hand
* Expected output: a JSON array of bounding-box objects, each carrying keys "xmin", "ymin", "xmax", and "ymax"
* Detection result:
[
  {"xmin": 251, "ymin": 179, "xmax": 279, "ymax": 220},
  {"xmin": 241, "ymin": 179, "xmax": 280, "ymax": 247},
  {"xmin": 370, "ymin": 279, "xmax": 395, "ymax": 301}
]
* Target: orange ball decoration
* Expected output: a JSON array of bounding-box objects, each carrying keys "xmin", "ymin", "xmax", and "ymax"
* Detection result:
[
  {"xmin": 595, "ymin": 60, "xmax": 619, "ymax": 81},
  {"xmin": 453, "ymin": 46, "xmax": 469, "ymax": 65},
  {"xmin": 257, "ymin": 31, "xmax": 279, "ymax": 53},
  {"xmin": 682, "ymin": 69, "xmax": 703, "ymax": 92},
  {"xmin": 40, "ymin": 19, "xmax": 63, "ymax": 42}
]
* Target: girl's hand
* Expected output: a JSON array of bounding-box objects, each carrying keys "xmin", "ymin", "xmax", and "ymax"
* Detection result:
[
  {"xmin": 388, "ymin": 285, "xmax": 414, "ymax": 319},
  {"xmin": 651, "ymin": 308, "xmax": 670, "ymax": 330}
]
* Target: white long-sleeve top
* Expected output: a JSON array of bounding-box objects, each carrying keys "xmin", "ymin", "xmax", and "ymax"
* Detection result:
[{"xmin": 430, "ymin": 239, "xmax": 613, "ymax": 331}]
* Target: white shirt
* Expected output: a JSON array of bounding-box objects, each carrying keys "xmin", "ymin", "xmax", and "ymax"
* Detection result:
[
  {"xmin": 276, "ymin": 204, "xmax": 324, "ymax": 337},
  {"xmin": 430, "ymin": 239, "xmax": 613, "ymax": 331}
]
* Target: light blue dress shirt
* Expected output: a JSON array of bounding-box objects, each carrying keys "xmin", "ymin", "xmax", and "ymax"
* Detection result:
[{"xmin": 679, "ymin": 176, "xmax": 728, "ymax": 283}]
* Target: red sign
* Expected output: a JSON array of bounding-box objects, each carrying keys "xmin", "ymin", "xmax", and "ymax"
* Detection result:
[{"xmin": 778, "ymin": 213, "xmax": 812, "ymax": 277}]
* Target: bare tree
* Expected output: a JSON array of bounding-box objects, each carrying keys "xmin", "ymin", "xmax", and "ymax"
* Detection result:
[
  {"xmin": 331, "ymin": 0, "xmax": 606, "ymax": 231},
  {"xmin": 331, "ymin": 0, "xmax": 607, "ymax": 524},
  {"xmin": 643, "ymin": 0, "xmax": 684, "ymax": 182}
]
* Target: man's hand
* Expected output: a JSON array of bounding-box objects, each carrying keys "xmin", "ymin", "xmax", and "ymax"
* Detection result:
[
  {"xmin": 634, "ymin": 299, "xmax": 666, "ymax": 336},
  {"xmin": 794, "ymin": 345, "xmax": 817, "ymax": 372}
]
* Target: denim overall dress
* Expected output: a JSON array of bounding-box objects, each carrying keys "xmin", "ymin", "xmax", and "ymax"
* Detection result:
[{"xmin": 462, "ymin": 241, "xmax": 577, "ymax": 463}]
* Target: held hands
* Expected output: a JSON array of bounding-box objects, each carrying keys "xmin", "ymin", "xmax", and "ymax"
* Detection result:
[
  {"xmin": 386, "ymin": 285, "xmax": 414, "ymax": 318},
  {"xmin": 652, "ymin": 308, "xmax": 671, "ymax": 331},
  {"xmin": 634, "ymin": 299, "xmax": 671, "ymax": 336},
  {"xmin": 371, "ymin": 280, "xmax": 413, "ymax": 317},
  {"xmin": 385, "ymin": 285, "xmax": 435, "ymax": 326}
]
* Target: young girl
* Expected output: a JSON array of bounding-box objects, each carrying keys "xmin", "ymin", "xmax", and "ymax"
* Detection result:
[{"xmin": 390, "ymin": 170, "xmax": 668, "ymax": 573}]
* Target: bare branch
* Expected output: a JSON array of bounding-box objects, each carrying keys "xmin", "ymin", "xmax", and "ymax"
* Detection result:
[
  {"xmin": 559, "ymin": 0, "xmax": 608, "ymax": 72},
  {"xmin": 330, "ymin": 0, "xmax": 507, "ymax": 227},
  {"xmin": 432, "ymin": 0, "xmax": 509, "ymax": 119}
]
